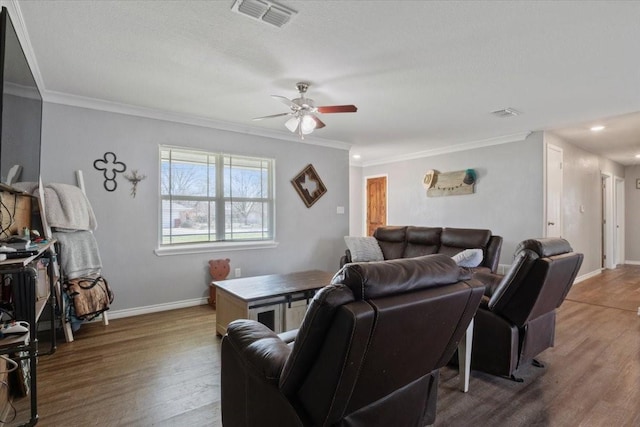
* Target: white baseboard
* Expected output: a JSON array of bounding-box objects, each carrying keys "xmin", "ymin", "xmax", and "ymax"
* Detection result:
[
  {"xmin": 497, "ymin": 264, "xmax": 510, "ymax": 275},
  {"xmin": 107, "ymin": 297, "xmax": 209, "ymax": 320},
  {"xmin": 574, "ymin": 269, "xmax": 602, "ymax": 283},
  {"xmin": 37, "ymin": 297, "xmax": 210, "ymax": 332},
  {"xmin": 624, "ymin": 260, "xmax": 640, "ymax": 265}
]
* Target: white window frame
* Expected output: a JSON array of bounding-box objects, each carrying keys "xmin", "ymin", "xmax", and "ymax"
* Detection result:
[{"xmin": 155, "ymin": 146, "xmax": 277, "ymax": 256}]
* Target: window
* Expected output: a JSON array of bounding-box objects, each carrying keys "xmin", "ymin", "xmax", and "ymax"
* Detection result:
[{"xmin": 160, "ymin": 146, "xmax": 275, "ymax": 247}]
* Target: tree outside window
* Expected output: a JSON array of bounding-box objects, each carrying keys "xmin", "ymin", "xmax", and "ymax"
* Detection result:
[{"xmin": 160, "ymin": 147, "xmax": 274, "ymax": 245}]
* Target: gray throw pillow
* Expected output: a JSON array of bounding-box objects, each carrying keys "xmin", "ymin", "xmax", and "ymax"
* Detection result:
[
  {"xmin": 451, "ymin": 248, "xmax": 483, "ymax": 268},
  {"xmin": 344, "ymin": 236, "xmax": 384, "ymax": 262}
]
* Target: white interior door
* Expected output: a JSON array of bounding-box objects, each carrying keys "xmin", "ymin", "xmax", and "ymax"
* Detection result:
[
  {"xmin": 545, "ymin": 144, "xmax": 563, "ymax": 237},
  {"xmin": 615, "ymin": 178, "xmax": 625, "ymax": 265}
]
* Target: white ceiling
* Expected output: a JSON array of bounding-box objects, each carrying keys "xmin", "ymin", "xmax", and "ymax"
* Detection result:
[{"xmin": 12, "ymin": 0, "xmax": 640, "ymax": 166}]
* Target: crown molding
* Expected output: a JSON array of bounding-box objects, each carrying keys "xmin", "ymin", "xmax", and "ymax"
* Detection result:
[
  {"xmin": 4, "ymin": 0, "xmax": 46, "ymax": 93},
  {"xmin": 43, "ymin": 89, "xmax": 352, "ymax": 151},
  {"xmin": 2, "ymin": 0, "xmax": 350, "ymax": 152},
  {"xmin": 357, "ymin": 131, "xmax": 532, "ymax": 168}
]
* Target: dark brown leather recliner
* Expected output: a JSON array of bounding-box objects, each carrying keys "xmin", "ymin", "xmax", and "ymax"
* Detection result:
[
  {"xmin": 470, "ymin": 238, "xmax": 583, "ymax": 381},
  {"xmin": 221, "ymin": 254, "xmax": 484, "ymax": 426}
]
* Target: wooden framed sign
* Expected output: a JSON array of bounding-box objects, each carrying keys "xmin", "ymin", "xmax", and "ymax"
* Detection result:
[{"xmin": 291, "ymin": 164, "xmax": 327, "ymax": 208}]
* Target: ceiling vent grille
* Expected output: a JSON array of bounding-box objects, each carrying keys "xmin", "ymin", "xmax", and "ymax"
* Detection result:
[
  {"xmin": 231, "ymin": 0, "xmax": 296, "ymax": 28},
  {"xmin": 491, "ymin": 107, "xmax": 522, "ymax": 118}
]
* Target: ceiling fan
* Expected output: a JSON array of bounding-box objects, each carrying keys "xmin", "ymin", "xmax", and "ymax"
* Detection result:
[{"xmin": 253, "ymin": 82, "xmax": 357, "ymax": 139}]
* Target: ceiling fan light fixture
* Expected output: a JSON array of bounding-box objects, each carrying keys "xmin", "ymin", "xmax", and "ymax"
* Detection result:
[
  {"xmin": 301, "ymin": 115, "xmax": 317, "ymax": 134},
  {"xmin": 285, "ymin": 117, "xmax": 299, "ymax": 133}
]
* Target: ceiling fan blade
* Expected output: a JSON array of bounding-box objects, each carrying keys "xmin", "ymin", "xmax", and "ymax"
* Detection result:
[
  {"xmin": 316, "ymin": 105, "xmax": 358, "ymax": 114},
  {"xmin": 253, "ymin": 112, "xmax": 291, "ymax": 121},
  {"xmin": 311, "ymin": 115, "xmax": 326, "ymax": 129},
  {"xmin": 272, "ymin": 95, "xmax": 299, "ymax": 110}
]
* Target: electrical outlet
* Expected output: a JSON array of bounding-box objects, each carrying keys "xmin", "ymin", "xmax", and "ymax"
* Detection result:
[{"xmin": 235, "ymin": 268, "xmax": 241, "ymax": 278}]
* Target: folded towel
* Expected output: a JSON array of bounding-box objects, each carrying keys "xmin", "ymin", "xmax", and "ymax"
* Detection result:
[
  {"xmin": 44, "ymin": 183, "xmax": 97, "ymax": 231},
  {"xmin": 53, "ymin": 230, "xmax": 102, "ymax": 280}
]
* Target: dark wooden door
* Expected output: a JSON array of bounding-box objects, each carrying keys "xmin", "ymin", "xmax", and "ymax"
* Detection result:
[{"xmin": 366, "ymin": 176, "xmax": 387, "ymax": 236}]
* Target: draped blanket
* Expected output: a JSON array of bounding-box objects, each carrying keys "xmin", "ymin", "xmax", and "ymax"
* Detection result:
[
  {"xmin": 44, "ymin": 183, "xmax": 98, "ymax": 231},
  {"xmin": 53, "ymin": 230, "xmax": 102, "ymax": 279},
  {"xmin": 11, "ymin": 182, "xmax": 98, "ymax": 231}
]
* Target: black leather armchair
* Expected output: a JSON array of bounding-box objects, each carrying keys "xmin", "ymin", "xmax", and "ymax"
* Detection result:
[
  {"xmin": 221, "ymin": 254, "xmax": 484, "ymax": 426},
  {"xmin": 471, "ymin": 238, "xmax": 583, "ymax": 381}
]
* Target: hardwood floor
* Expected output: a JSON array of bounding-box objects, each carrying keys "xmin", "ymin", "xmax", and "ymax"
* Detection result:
[{"xmin": 7, "ymin": 266, "xmax": 640, "ymax": 426}]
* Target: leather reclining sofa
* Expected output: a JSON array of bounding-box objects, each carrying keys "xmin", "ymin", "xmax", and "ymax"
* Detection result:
[
  {"xmin": 221, "ymin": 254, "xmax": 484, "ymax": 426},
  {"xmin": 341, "ymin": 226, "xmax": 503, "ymax": 273}
]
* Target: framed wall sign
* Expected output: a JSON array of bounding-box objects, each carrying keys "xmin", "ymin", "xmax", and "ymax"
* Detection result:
[{"xmin": 291, "ymin": 164, "xmax": 327, "ymax": 208}]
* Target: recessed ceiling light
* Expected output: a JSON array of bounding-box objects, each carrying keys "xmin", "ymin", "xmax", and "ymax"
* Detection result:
[
  {"xmin": 635, "ymin": 154, "xmax": 640, "ymax": 158},
  {"xmin": 590, "ymin": 125, "xmax": 605, "ymax": 132},
  {"xmin": 352, "ymin": 154, "xmax": 361, "ymax": 160}
]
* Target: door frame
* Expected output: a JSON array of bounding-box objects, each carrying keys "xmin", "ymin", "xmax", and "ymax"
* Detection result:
[
  {"xmin": 601, "ymin": 173, "xmax": 617, "ymax": 270},
  {"xmin": 543, "ymin": 143, "xmax": 563, "ymax": 237},
  {"xmin": 363, "ymin": 174, "xmax": 388, "ymax": 236},
  {"xmin": 614, "ymin": 176, "xmax": 625, "ymax": 266}
]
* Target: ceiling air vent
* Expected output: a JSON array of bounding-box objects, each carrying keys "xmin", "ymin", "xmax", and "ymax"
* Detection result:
[
  {"xmin": 231, "ymin": 0, "xmax": 297, "ymax": 28},
  {"xmin": 491, "ymin": 107, "xmax": 522, "ymax": 118}
]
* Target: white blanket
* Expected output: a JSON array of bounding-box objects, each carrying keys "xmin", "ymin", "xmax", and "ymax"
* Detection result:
[
  {"xmin": 12, "ymin": 182, "xmax": 97, "ymax": 231},
  {"xmin": 44, "ymin": 183, "xmax": 97, "ymax": 231}
]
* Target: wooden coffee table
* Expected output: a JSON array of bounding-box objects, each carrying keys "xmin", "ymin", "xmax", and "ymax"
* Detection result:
[{"xmin": 215, "ymin": 269, "xmax": 334, "ymax": 336}]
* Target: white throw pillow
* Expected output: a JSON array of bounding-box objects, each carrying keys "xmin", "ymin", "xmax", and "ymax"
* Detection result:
[
  {"xmin": 344, "ymin": 236, "xmax": 384, "ymax": 262},
  {"xmin": 451, "ymin": 249, "xmax": 484, "ymax": 268}
]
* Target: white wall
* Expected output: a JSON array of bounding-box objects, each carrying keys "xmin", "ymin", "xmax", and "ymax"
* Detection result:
[
  {"xmin": 348, "ymin": 165, "xmax": 363, "ymax": 235},
  {"xmin": 625, "ymin": 164, "xmax": 640, "ymax": 262},
  {"xmin": 359, "ymin": 132, "xmax": 544, "ymax": 264},
  {"xmin": 40, "ymin": 103, "xmax": 349, "ymax": 312}
]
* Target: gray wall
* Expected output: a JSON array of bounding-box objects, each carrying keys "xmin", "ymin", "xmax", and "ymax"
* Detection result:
[
  {"xmin": 41, "ymin": 103, "xmax": 349, "ymax": 312},
  {"xmin": 544, "ymin": 133, "xmax": 625, "ymax": 274},
  {"xmin": 358, "ymin": 132, "xmax": 545, "ymax": 265},
  {"xmin": 356, "ymin": 131, "xmax": 626, "ymax": 277},
  {"xmin": 625, "ymin": 164, "xmax": 640, "ymax": 262}
]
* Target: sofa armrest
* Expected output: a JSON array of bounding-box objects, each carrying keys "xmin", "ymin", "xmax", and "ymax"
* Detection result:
[
  {"xmin": 223, "ymin": 319, "xmax": 291, "ymax": 384},
  {"xmin": 484, "ymin": 235, "xmax": 503, "ymax": 273},
  {"xmin": 222, "ymin": 320, "xmax": 304, "ymax": 426},
  {"xmin": 473, "ymin": 271, "xmax": 504, "ymax": 297}
]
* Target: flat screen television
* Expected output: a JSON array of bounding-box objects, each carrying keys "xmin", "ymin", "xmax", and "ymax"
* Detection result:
[{"xmin": 0, "ymin": 6, "xmax": 42, "ymax": 186}]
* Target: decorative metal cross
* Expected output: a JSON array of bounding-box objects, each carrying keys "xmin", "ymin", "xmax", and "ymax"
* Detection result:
[{"xmin": 124, "ymin": 170, "xmax": 147, "ymax": 198}]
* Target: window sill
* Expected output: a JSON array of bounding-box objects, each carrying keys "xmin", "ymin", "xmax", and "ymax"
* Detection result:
[{"xmin": 154, "ymin": 241, "xmax": 279, "ymax": 256}]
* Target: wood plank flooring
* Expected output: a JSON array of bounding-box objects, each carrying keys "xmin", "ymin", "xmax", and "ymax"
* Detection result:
[{"xmin": 6, "ymin": 266, "xmax": 640, "ymax": 426}]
